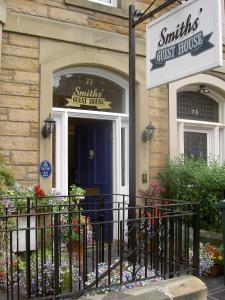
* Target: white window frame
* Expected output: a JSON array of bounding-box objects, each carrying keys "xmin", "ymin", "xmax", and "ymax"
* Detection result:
[
  {"xmin": 88, "ymin": 0, "xmax": 117, "ymax": 7},
  {"xmin": 169, "ymin": 73, "xmax": 225, "ymax": 163},
  {"xmin": 179, "ymin": 125, "xmax": 211, "ymax": 159}
]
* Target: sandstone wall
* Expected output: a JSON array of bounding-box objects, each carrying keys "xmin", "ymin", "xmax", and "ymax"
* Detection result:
[
  {"xmin": 149, "ymin": 85, "xmax": 169, "ymax": 179},
  {"xmin": 4, "ymin": 0, "xmax": 177, "ymax": 38},
  {"xmin": 3, "ymin": 0, "xmax": 221, "ymax": 186},
  {"xmin": 0, "ymin": 32, "xmax": 39, "ymax": 186}
]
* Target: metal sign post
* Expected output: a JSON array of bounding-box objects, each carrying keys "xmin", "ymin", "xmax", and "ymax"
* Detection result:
[
  {"xmin": 128, "ymin": 0, "xmax": 182, "ymax": 207},
  {"xmin": 128, "ymin": 0, "xmax": 185, "ymax": 260}
]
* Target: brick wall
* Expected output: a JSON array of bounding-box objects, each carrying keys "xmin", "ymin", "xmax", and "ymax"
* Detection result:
[{"xmin": 0, "ymin": 32, "xmax": 39, "ymax": 186}]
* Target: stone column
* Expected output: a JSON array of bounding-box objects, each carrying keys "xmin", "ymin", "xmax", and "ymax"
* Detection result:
[{"xmin": 0, "ymin": 0, "xmax": 6, "ymax": 69}]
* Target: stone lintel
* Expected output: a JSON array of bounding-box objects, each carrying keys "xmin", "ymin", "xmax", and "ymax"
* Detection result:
[{"xmin": 4, "ymin": 12, "xmax": 145, "ymax": 56}]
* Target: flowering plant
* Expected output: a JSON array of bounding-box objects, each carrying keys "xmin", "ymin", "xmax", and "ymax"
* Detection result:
[
  {"xmin": 57, "ymin": 185, "xmax": 92, "ymax": 245},
  {"xmin": 204, "ymin": 243, "xmax": 223, "ymax": 276},
  {"xmin": 190, "ymin": 243, "xmax": 223, "ymax": 276},
  {"xmin": 139, "ymin": 181, "xmax": 165, "ymax": 198},
  {"xmin": 61, "ymin": 213, "xmax": 92, "ymax": 243},
  {"xmin": 34, "ymin": 185, "xmax": 46, "ymax": 197}
]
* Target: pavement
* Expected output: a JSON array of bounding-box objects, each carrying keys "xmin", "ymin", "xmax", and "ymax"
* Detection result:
[{"xmin": 202, "ymin": 276, "xmax": 225, "ymax": 300}]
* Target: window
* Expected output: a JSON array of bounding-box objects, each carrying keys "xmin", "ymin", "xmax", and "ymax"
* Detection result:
[
  {"xmin": 88, "ymin": 0, "xmax": 117, "ymax": 6},
  {"xmin": 53, "ymin": 71, "xmax": 126, "ymax": 113},
  {"xmin": 176, "ymin": 89, "xmax": 225, "ymax": 162},
  {"xmin": 184, "ymin": 131, "xmax": 207, "ymax": 160},
  {"xmin": 177, "ymin": 92, "xmax": 219, "ymax": 122}
]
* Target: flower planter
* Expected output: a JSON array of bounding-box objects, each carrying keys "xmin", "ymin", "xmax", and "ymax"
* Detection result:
[
  {"xmin": 206, "ymin": 264, "xmax": 224, "ymax": 277},
  {"xmin": 68, "ymin": 241, "xmax": 84, "ymax": 263},
  {"xmin": 12, "ymin": 216, "xmax": 36, "ymax": 252}
]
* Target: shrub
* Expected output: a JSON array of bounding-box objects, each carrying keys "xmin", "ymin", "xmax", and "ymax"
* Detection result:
[
  {"xmin": 0, "ymin": 155, "xmax": 15, "ymax": 191},
  {"xmin": 160, "ymin": 155, "xmax": 225, "ymax": 232}
]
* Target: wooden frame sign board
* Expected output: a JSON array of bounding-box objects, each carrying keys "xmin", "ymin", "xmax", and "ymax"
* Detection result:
[{"xmin": 146, "ymin": 0, "xmax": 223, "ymax": 89}]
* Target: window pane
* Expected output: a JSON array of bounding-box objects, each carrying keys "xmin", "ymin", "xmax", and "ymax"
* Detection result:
[
  {"xmin": 184, "ymin": 132, "xmax": 207, "ymax": 160},
  {"xmin": 177, "ymin": 91, "xmax": 219, "ymax": 122},
  {"xmin": 53, "ymin": 73, "xmax": 125, "ymax": 113}
]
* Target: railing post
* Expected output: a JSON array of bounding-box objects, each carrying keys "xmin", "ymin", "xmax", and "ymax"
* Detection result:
[
  {"xmin": 54, "ymin": 213, "xmax": 60, "ymax": 295},
  {"xmin": 193, "ymin": 203, "xmax": 200, "ymax": 277},
  {"xmin": 26, "ymin": 197, "xmax": 31, "ymax": 299},
  {"xmin": 216, "ymin": 200, "xmax": 225, "ymax": 284}
]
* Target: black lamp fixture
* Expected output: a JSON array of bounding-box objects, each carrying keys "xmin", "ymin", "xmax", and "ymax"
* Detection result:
[
  {"xmin": 41, "ymin": 114, "xmax": 56, "ymax": 138},
  {"xmin": 142, "ymin": 122, "xmax": 155, "ymax": 143},
  {"xmin": 199, "ymin": 85, "xmax": 209, "ymax": 94}
]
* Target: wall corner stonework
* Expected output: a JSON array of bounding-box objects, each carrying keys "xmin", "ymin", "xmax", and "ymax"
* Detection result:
[{"xmin": 0, "ymin": 0, "xmax": 6, "ymax": 70}]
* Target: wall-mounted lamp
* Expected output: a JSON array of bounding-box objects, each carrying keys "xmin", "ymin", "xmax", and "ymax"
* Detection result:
[
  {"xmin": 41, "ymin": 114, "xmax": 56, "ymax": 138},
  {"xmin": 198, "ymin": 85, "xmax": 209, "ymax": 94},
  {"xmin": 142, "ymin": 122, "xmax": 155, "ymax": 143}
]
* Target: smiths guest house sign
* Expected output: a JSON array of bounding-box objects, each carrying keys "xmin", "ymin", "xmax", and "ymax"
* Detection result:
[
  {"xmin": 146, "ymin": 0, "xmax": 223, "ymax": 89},
  {"xmin": 66, "ymin": 87, "xmax": 112, "ymax": 109}
]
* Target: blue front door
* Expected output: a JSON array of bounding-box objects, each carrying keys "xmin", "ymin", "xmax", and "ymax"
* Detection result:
[
  {"xmin": 75, "ymin": 120, "xmax": 112, "ymax": 195},
  {"xmin": 74, "ymin": 120, "xmax": 113, "ymax": 242}
]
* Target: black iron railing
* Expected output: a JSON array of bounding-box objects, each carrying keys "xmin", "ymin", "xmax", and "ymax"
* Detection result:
[
  {"xmin": 0, "ymin": 194, "xmax": 200, "ymax": 299},
  {"xmin": 165, "ymin": 186, "xmax": 223, "ymax": 232}
]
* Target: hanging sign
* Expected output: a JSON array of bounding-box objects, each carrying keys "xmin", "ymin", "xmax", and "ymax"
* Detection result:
[
  {"xmin": 66, "ymin": 87, "xmax": 112, "ymax": 109},
  {"xmin": 146, "ymin": 0, "xmax": 223, "ymax": 89},
  {"xmin": 39, "ymin": 160, "xmax": 52, "ymax": 178}
]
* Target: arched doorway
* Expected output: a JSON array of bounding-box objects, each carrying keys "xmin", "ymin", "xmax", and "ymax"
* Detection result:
[{"xmin": 51, "ymin": 67, "xmax": 129, "ymax": 196}]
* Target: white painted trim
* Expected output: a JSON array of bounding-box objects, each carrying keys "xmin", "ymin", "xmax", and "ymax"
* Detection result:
[
  {"xmin": 114, "ymin": 117, "xmax": 121, "ymax": 196},
  {"xmin": 121, "ymin": 120, "xmax": 129, "ymax": 195},
  {"xmin": 52, "ymin": 109, "xmax": 128, "ymax": 195},
  {"xmin": 53, "ymin": 107, "xmax": 129, "ymax": 121},
  {"xmin": 177, "ymin": 119, "xmax": 225, "ymax": 128},
  {"xmin": 88, "ymin": 0, "xmax": 117, "ymax": 7},
  {"xmin": 54, "ymin": 112, "xmax": 68, "ymax": 195},
  {"xmin": 169, "ymin": 73, "xmax": 225, "ymax": 159}
]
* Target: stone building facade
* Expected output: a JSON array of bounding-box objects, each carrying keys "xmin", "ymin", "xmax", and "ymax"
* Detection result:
[{"xmin": 0, "ymin": 0, "xmax": 224, "ymax": 195}]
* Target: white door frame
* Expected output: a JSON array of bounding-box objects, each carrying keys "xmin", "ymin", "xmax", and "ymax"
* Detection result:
[{"xmin": 52, "ymin": 107, "xmax": 129, "ymax": 196}]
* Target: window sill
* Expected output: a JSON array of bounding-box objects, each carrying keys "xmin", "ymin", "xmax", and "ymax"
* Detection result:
[{"xmin": 65, "ymin": 0, "xmax": 128, "ymax": 19}]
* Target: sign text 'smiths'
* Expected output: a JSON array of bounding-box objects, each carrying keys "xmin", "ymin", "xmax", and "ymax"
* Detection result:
[
  {"xmin": 146, "ymin": 0, "xmax": 222, "ymax": 89},
  {"xmin": 66, "ymin": 87, "xmax": 112, "ymax": 109}
]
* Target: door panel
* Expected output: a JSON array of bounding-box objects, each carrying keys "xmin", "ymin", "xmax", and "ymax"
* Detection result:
[
  {"xmin": 76, "ymin": 127, "xmax": 90, "ymax": 184},
  {"xmin": 75, "ymin": 120, "xmax": 112, "ymax": 194},
  {"xmin": 75, "ymin": 120, "xmax": 113, "ymax": 242}
]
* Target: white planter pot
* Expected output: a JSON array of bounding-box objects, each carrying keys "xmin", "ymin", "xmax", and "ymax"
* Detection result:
[{"xmin": 12, "ymin": 216, "xmax": 36, "ymax": 252}]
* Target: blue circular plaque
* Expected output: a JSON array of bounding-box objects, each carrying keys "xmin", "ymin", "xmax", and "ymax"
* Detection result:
[{"xmin": 39, "ymin": 160, "xmax": 52, "ymax": 178}]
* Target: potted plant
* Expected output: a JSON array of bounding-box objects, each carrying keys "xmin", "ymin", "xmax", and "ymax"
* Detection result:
[
  {"xmin": 3, "ymin": 184, "xmax": 48, "ymax": 252},
  {"xmin": 204, "ymin": 244, "xmax": 224, "ymax": 277},
  {"xmin": 60, "ymin": 184, "xmax": 93, "ymax": 261}
]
